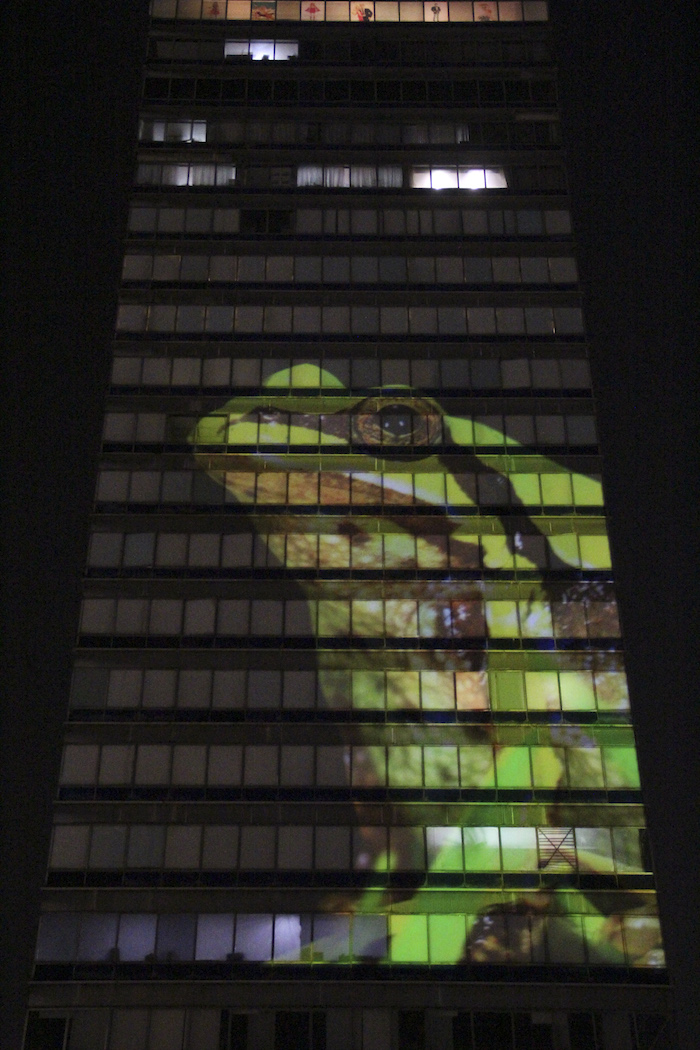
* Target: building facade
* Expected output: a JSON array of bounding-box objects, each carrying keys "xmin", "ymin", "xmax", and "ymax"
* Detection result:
[{"xmin": 25, "ymin": 3, "xmax": 673, "ymax": 1049}]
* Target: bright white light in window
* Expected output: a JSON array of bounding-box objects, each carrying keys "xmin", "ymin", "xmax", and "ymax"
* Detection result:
[
  {"xmin": 458, "ymin": 168, "xmax": 487, "ymax": 190},
  {"xmin": 430, "ymin": 168, "xmax": 458, "ymax": 190},
  {"xmin": 225, "ymin": 39, "xmax": 299, "ymax": 60},
  {"xmin": 411, "ymin": 166, "xmax": 508, "ymax": 191},
  {"xmin": 249, "ymin": 40, "xmax": 275, "ymax": 60}
]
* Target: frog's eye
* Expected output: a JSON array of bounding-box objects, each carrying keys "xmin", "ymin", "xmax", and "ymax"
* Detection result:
[
  {"xmin": 379, "ymin": 406, "xmax": 418, "ymax": 441},
  {"xmin": 351, "ymin": 399, "xmax": 442, "ymax": 446}
]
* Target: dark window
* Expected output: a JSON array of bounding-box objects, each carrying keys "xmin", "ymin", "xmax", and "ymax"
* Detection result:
[
  {"xmin": 473, "ymin": 1013, "xmax": 513, "ymax": 1050},
  {"xmin": 24, "ymin": 1015, "xmax": 67, "ymax": 1050},
  {"xmin": 513, "ymin": 1014, "xmax": 554, "ymax": 1050},
  {"xmin": 143, "ymin": 77, "xmax": 169, "ymax": 101},
  {"xmin": 248, "ymin": 80, "xmax": 272, "ymax": 102},
  {"xmin": 274, "ymin": 80, "xmax": 298, "ymax": 102},
  {"xmin": 268, "ymin": 210, "xmax": 293, "ymax": 234},
  {"xmin": 402, "ymin": 81, "xmax": 426, "ymax": 102},
  {"xmin": 502, "ymin": 42, "xmax": 528, "ymax": 64},
  {"xmin": 351, "ymin": 39, "xmax": 373, "ymax": 63},
  {"xmin": 304, "ymin": 40, "xmax": 324, "ymax": 61},
  {"xmin": 377, "ymin": 81, "xmax": 401, "ymax": 103},
  {"xmin": 196, "ymin": 79, "xmax": 221, "ymax": 101},
  {"xmin": 428, "ymin": 81, "xmax": 452, "ymax": 102},
  {"xmin": 504, "ymin": 80, "xmax": 531, "ymax": 104},
  {"xmin": 325, "ymin": 81, "xmax": 349, "ymax": 102},
  {"xmin": 239, "ymin": 210, "xmax": 267, "ymax": 234},
  {"xmin": 299, "ymin": 80, "xmax": 317, "ymax": 102},
  {"xmin": 632, "ymin": 1014, "xmax": 674, "ymax": 1050},
  {"xmin": 453, "ymin": 1013, "xmax": 472, "ymax": 1050},
  {"xmin": 398, "ymin": 1011, "xmax": 425, "ymax": 1050},
  {"xmin": 351, "ymin": 81, "xmax": 374, "ymax": 102},
  {"xmin": 170, "ymin": 78, "xmax": 195, "ymax": 100},
  {"xmin": 531, "ymin": 80, "xmax": 557, "ymax": 103},
  {"xmin": 222, "ymin": 80, "xmax": 245, "ymax": 101},
  {"xmin": 276, "ymin": 1012, "xmax": 299, "ymax": 1050},
  {"xmin": 479, "ymin": 80, "xmax": 505, "ymax": 104},
  {"xmin": 453, "ymin": 81, "xmax": 479, "ymax": 103},
  {"xmin": 220, "ymin": 1011, "xmax": 249, "ymax": 1050},
  {"xmin": 568, "ymin": 1013, "xmax": 601, "ymax": 1050},
  {"xmin": 481, "ymin": 122, "xmax": 509, "ymax": 146}
]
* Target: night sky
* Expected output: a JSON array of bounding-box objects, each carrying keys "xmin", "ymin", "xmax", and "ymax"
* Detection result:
[{"xmin": 2, "ymin": 1, "xmax": 697, "ymax": 1046}]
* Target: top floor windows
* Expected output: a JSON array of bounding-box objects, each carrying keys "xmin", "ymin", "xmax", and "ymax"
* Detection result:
[
  {"xmin": 224, "ymin": 38, "xmax": 299, "ymax": 59},
  {"xmin": 151, "ymin": 0, "xmax": 549, "ymax": 23}
]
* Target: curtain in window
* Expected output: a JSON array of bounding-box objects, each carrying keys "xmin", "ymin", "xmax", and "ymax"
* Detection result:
[
  {"xmin": 403, "ymin": 124, "xmax": 429, "ymax": 144},
  {"xmin": 378, "ymin": 166, "xmax": 403, "ymax": 188},
  {"xmin": 297, "ymin": 165, "xmax": 324, "ymax": 187},
  {"xmin": 136, "ymin": 164, "xmax": 163, "ymax": 185},
  {"xmin": 215, "ymin": 165, "xmax": 237, "ymax": 186},
  {"xmin": 188, "ymin": 165, "xmax": 217, "ymax": 186},
  {"xmin": 324, "ymin": 166, "xmax": 351, "ymax": 188},
  {"xmin": 350, "ymin": 166, "xmax": 377, "ymax": 188}
]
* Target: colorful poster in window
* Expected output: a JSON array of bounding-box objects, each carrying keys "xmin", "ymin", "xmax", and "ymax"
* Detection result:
[
  {"xmin": 252, "ymin": 0, "xmax": 277, "ymax": 17},
  {"xmin": 301, "ymin": 0, "xmax": 324, "ymax": 18},
  {"xmin": 474, "ymin": 0, "xmax": 496, "ymax": 20},
  {"xmin": 202, "ymin": 0, "xmax": 226, "ymax": 16}
]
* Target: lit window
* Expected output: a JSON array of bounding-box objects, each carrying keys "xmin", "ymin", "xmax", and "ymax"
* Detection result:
[
  {"xmin": 410, "ymin": 166, "xmax": 508, "ymax": 190},
  {"xmin": 224, "ymin": 39, "xmax": 299, "ymax": 60}
]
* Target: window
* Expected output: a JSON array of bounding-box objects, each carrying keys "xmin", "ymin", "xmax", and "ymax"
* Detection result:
[
  {"xmin": 297, "ymin": 165, "xmax": 402, "ymax": 188},
  {"xmin": 224, "ymin": 39, "xmax": 299, "ymax": 60},
  {"xmin": 411, "ymin": 166, "xmax": 508, "ymax": 190}
]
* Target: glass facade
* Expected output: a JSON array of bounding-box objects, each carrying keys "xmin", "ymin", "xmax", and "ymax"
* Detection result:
[{"xmin": 25, "ymin": 5, "xmax": 671, "ymax": 1049}]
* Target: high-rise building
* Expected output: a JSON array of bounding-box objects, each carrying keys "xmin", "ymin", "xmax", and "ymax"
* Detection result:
[{"xmin": 22, "ymin": 3, "xmax": 677, "ymax": 1049}]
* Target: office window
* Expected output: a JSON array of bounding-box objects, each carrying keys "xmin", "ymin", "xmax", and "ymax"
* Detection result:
[
  {"xmin": 224, "ymin": 38, "xmax": 299, "ymax": 59},
  {"xmin": 411, "ymin": 166, "xmax": 508, "ymax": 189}
]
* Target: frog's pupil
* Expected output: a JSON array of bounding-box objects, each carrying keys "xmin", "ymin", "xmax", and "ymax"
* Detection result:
[{"xmin": 380, "ymin": 408, "xmax": 415, "ymax": 439}]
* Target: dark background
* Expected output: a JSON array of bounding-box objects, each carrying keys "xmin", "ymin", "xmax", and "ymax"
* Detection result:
[{"xmin": 2, "ymin": 1, "xmax": 697, "ymax": 1047}]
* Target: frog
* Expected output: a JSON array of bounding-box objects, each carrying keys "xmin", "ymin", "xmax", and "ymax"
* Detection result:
[{"xmin": 188, "ymin": 362, "xmax": 661, "ymax": 967}]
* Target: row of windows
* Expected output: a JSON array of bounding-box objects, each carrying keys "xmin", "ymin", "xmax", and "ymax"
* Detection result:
[
  {"xmin": 135, "ymin": 162, "xmax": 565, "ymax": 192},
  {"xmin": 49, "ymin": 822, "xmax": 648, "ymax": 874},
  {"xmin": 70, "ymin": 666, "xmax": 629, "ymax": 714},
  {"xmin": 87, "ymin": 529, "xmax": 612, "ymax": 574},
  {"xmin": 60, "ymin": 739, "xmax": 640, "ymax": 791},
  {"xmin": 111, "ymin": 354, "xmax": 591, "ymax": 393},
  {"xmin": 111, "ymin": 354, "xmax": 590, "ymax": 392},
  {"xmin": 116, "ymin": 303, "xmax": 585, "ymax": 336},
  {"xmin": 122, "ymin": 252, "xmax": 577, "ymax": 285},
  {"xmin": 151, "ymin": 32, "xmax": 553, "ymax": 67},
  {"xmin": 95, "ymin": 467, "xmax": 605, "ymax": 508},
  {"xmin": 138, "ymin": 117, "xmax": 559, "ymax": 148},
  {"xmin": 143, "ymin": 73, "xmax": 556, "ymax": 106},
  {"xmin": 224, "ymin": 37, "xmax": 299, "ymax": 57},
  {"xmin": 135, "ymin": 163, "xmax": 509, "ymax": 190},
  {"xmin": 36, "ymin": 908, "xmax": 663, "ymax": 970},
  {"xmin": 79, "ymin": 594, "xmax": 621, "ymax": 641},
  {"xmin": 105, "ymin": 409, "xmax": 596, "ymax": 449},
  {"xmin": 127, "ymin": 203, "xmax": 572, "ymax": 236},
  {"xmin": 151, "ymin": 0, "xmax": 550, "ymax": 26},
  {"xmin": 26, "ymin": 1008, "xmax": 672, "ymax": 1050}
]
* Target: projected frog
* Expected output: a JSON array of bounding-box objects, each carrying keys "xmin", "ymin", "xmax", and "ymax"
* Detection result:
[{"xmin": 189, "ymin": 362, "xmax": 661, "ymax": 968}]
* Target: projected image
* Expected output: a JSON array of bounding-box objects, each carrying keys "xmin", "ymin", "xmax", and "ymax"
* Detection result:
[{"xmin": 186, "ymin": 362, "xmax": 662, "ymax": 968}]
